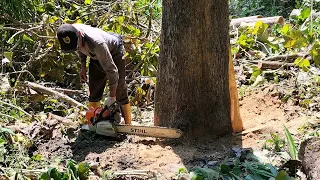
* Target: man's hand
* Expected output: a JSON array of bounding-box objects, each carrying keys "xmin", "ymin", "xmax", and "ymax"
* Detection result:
[
  {"xmin": 104, "ymin": 96, "xmax": 116, "ymax": 107},
  {"xmin": 80, "ymin": 63, "xmax": 87, "ymax": 83}
]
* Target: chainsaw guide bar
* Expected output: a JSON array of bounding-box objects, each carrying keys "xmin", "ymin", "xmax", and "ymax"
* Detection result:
[
  {"xmin": 83, "ymin": 103, "xmax": 182, "ymax": 139},
  {"xmin": 81, "ymin": 123, "xmax": 183, "ymax": 139},
  {"xmin": 116, "ymin": 124, "xmax": 183, "ymax": 138}
]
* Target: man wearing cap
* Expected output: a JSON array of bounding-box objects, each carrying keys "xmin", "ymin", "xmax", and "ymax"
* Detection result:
[{"xmin": 56, "ymin": 23, "xmax": 131, "ymax": 125}]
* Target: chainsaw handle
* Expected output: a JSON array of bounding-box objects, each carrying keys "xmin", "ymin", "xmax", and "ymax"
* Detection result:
[
  {"xmin": 91, "ymin": 102, "xmax": 119, "ymax": 125},
  {"xmin": 91, "ymin": 104, "xmax": 109, "ymax": 126}
]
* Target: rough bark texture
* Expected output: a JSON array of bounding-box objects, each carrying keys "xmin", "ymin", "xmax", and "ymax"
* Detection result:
[
  {"xmin": 154, "ymin": 0, "xmax": 232, "ymax": 140},
  {"xmin": 298, "ymin": 137, "xmax": 320, "ymax": 180}
]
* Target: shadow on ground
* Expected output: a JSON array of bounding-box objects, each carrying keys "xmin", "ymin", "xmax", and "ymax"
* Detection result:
[{"xmin": 70, "ymin": 130, "xmax": 127, "ymax": 162}]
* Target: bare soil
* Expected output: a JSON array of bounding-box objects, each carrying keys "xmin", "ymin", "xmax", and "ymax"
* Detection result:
[{"xmin": 26, "ymin": 84, "xmax": 308, "ymax": 179}]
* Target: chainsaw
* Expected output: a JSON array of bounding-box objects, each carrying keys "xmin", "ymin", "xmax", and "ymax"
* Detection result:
[{"xmin": 81, "ymin": 102, "xmax": 182, "ymax": 138}]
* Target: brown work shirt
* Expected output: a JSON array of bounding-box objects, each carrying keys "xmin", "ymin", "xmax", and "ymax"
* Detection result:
[{"xmin": 72, "ymin": 24, "xmax": 123, "ymax": 90}]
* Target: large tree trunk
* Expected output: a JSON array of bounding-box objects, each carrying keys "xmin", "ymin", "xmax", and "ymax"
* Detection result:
[{"xmin": 154, "ymin": 0, "xmax": 233, "ymax": 140}]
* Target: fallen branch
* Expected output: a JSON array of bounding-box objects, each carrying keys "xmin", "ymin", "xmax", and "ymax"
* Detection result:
[
  {"xmin": 114, "ymin": 170, "xmax": 156, "ymax": 177},
  {"xmin": 263, "ymin": 53, "xmax": 309, "ymax": 62},
  {"xmin": 23, "ymin": 81, "xmax": 87, "ymax": 110},
  {"xmin": 47, "ymin": 113, "xmax": 77, "ymax": 125},
  {"xmin": 251, "ymin": 61, "xmax": 296, "ymax": 70},
  {"xmin": 0, "ymin": 70, "xmax": 36, "ymax": 82},
  {"xmin": 52, "ymin": 88, "xmax": 85, "ymax": 96},
  {"xmin": 0, "ymin": 112, "xmax": 19, "ymax": 122},
  {"xmin": 0, "ymin": 100, "xmax": 32, "ymax": 118}
]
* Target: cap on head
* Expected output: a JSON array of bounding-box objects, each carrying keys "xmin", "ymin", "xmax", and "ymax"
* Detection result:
[{"xmin": 57, "ymin": 24, "xmax": 78, "ymax": 53}]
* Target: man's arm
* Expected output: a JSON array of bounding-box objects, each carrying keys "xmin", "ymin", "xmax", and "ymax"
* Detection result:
[
  {"xmin": 77, "ymin": 51, "xmax": 88, "ymax": 82},
  {"xmin": 77, "ymin": 50, "xmax": 87, "ymax": 63},
  {"xmin": 94, "ymin": 43, "xmax": 119, "ymax": 97}
]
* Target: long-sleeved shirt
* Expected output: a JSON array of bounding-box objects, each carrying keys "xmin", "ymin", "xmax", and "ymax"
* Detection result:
[{"xmin": 72, "ymin": 24, "xmax": 122, "ymax": 90}]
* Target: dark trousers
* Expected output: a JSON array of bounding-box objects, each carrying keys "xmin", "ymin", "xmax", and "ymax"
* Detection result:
[{"xmin": 88, "ymin": 46, "xmax": 129, "ymax": 105}]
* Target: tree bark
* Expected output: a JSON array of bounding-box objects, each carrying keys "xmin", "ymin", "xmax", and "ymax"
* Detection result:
[{"xmin": 154, "ymin": 0, "xmax": 233, "ymax": 140}]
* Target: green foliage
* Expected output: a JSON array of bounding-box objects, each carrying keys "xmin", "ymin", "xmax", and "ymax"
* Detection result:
[
  {"xmin": 0, "ymin": 0, "xmax": 161, "ymax": 89},
  {"xmin": 264, "ymin": 133, "xmax": 286, "ymax": 152},
  {"xmin": 284, "ymin": 125, "xmax": 298, "ymax": 160},
  {"xmin": 181, "ymin": 160, "xmax": 296, "ymax": 180},
  {"xmin": 40, "ymin": 160, "xmax": 90, "ymax": 180},
  {"xmin": 229, "ymin": 0, "xmax": 298, "ymax": 18},
  {"xmin": 0, "ymin": 126, "xmax": 39, "ymax": 172},
  {"xmin": 0, "ymin": 0, "xmax": 39, "ymax": 22}
]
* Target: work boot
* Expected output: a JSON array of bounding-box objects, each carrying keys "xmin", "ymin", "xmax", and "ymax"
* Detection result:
[
  {"xmin": 88, "ymin": 101, "xmax": 101, "ymax": 109},
  {"xmin": 121, "ymin": 103, "xmax": 132, "ymax": 125}
]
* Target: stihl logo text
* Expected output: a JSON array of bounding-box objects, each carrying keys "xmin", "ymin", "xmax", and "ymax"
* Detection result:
[{"xmin": 130, "ymin": 128, "xmax": 147, "ymax": 133}]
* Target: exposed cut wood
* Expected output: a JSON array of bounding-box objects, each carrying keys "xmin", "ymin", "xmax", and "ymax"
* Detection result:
[
  {"xmin": 229, "ymin": 53, "xmax": 243, "ymax": 133},
  {"xmin": 24, "ymin": 81, "xmax": 87, "ymax": 110}
]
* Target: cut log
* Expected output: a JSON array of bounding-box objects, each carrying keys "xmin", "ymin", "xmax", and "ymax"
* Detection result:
[
  {"xmin": 230, "ymin": 16, "xmax": 285, "ymax": 30},
  {"xmin": 230, "ymin": 15, "xmax": 264, "ymax": 27},
  {"xmin": 229, "ymin": 52, "xmax": 243, "ymax": 133},
  {"xmin": 24, "ymin": 81, "xmax": 87, "ymax": 110}
]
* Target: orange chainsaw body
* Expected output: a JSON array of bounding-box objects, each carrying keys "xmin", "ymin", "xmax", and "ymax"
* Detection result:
[{"xmin": 85, "ymin": 107, "xmax": 111, "ymax": 124}]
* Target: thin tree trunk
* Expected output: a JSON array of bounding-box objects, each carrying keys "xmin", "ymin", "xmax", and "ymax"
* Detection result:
[{"xmin": 154, "ymin": 0, "xmax": 232, "ymax": 140}]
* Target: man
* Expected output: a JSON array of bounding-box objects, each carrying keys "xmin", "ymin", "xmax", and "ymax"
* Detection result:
[{"xmin": 56, "ymin": 23, "xmax": 131, "ymax": 125}]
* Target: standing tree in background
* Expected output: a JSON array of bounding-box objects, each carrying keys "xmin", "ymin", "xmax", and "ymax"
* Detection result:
[{"xmin": 154, "ymin": 0, "xmax": 240, "ymax": 140}]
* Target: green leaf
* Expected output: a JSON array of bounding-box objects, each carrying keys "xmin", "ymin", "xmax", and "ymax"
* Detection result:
[
  {"xmin": 67, "ymin": 160, "xmax": 79, "ymax": 179},
  {"xmin": 31, "ymin": 153, "xmax": 42, "ymax": 161},
  {"xmin": 314, "ymin": 76, "xmax": 320, "ymax": 85},
  {"xmin": 39, "ymin": 172, "xmax": 51, "ymax": 180},
  {"xmin": 281, "ymin": 24, "xmax": 290, "ymax": 35},
  {"xmin": 191, "ymin": 167, "xmax": 219, "ymax": 179},
  {"xmin": 275, "ymin": 170, "xmax": 295, "ymax": 180},
  {"xmin": 232, "ymin": 166, "xmax": 241, "ymax": 176},
  {"xmin": 253, "ymin": 21, "xmax": 269, "ymax": 42},
  {"xmin": 3, "ymin": 52, "xmax": 13, "ymax": 61},
  {"xmin": 78, "ymin": 162, "xmax": 90, "ymax": 180},
  {"xmin": 294, "ymin": 58, "xmax": 310, "ymax": 71},
  {"xmin": 299, "ymin": 8, "xmax": 311, "ymax": 21},
  {"xmin": 84, "ymin": 0, "xmax": 92, "ymax": 5},
  {"xmin": 49, "ymin": 168, "xmax": 65, "ymax": 180},
  {"xmin": 0, "ymin": 127, "xmax": 14, "ymax": 134},
  {"xmin": 178, "ymin": 167, "xmax": 187, "ymax": 174},
  {"xmin": 284, "ymin": 125, "xmax": 298, "ymax": 160},
  {"xmin": 266, "ymin": 163, "xmax": 278, "ymax": 176},
  {"xmin": 0, "ymin": 137, "xmax": 6, "ymax": 144},
  {"xmin": 220, "ymin": 164, "xmax": 232, "ymax": 174},
  {"xmin": 23, "ymin": 34, "xmax": 34, "ymax": 43}
]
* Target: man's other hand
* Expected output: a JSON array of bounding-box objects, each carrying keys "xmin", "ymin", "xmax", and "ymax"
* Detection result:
[{"xmin": 80, "ymin": 68, "xmax": 87, "ymax": 83}]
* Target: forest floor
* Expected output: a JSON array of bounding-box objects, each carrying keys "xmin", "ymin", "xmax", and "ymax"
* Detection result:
[{"xmin": 14, "ymin": 81, "xmax": 313, "ymax": 179}]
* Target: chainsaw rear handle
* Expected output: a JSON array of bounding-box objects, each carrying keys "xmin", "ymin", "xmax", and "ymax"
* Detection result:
[
  {"xmin": 90, "ymin": 102, "xmax": 120, "ymax": 126},
  {"xmin": 90, "ymin": 104, "xmax": 110, "ymax": 126}
]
